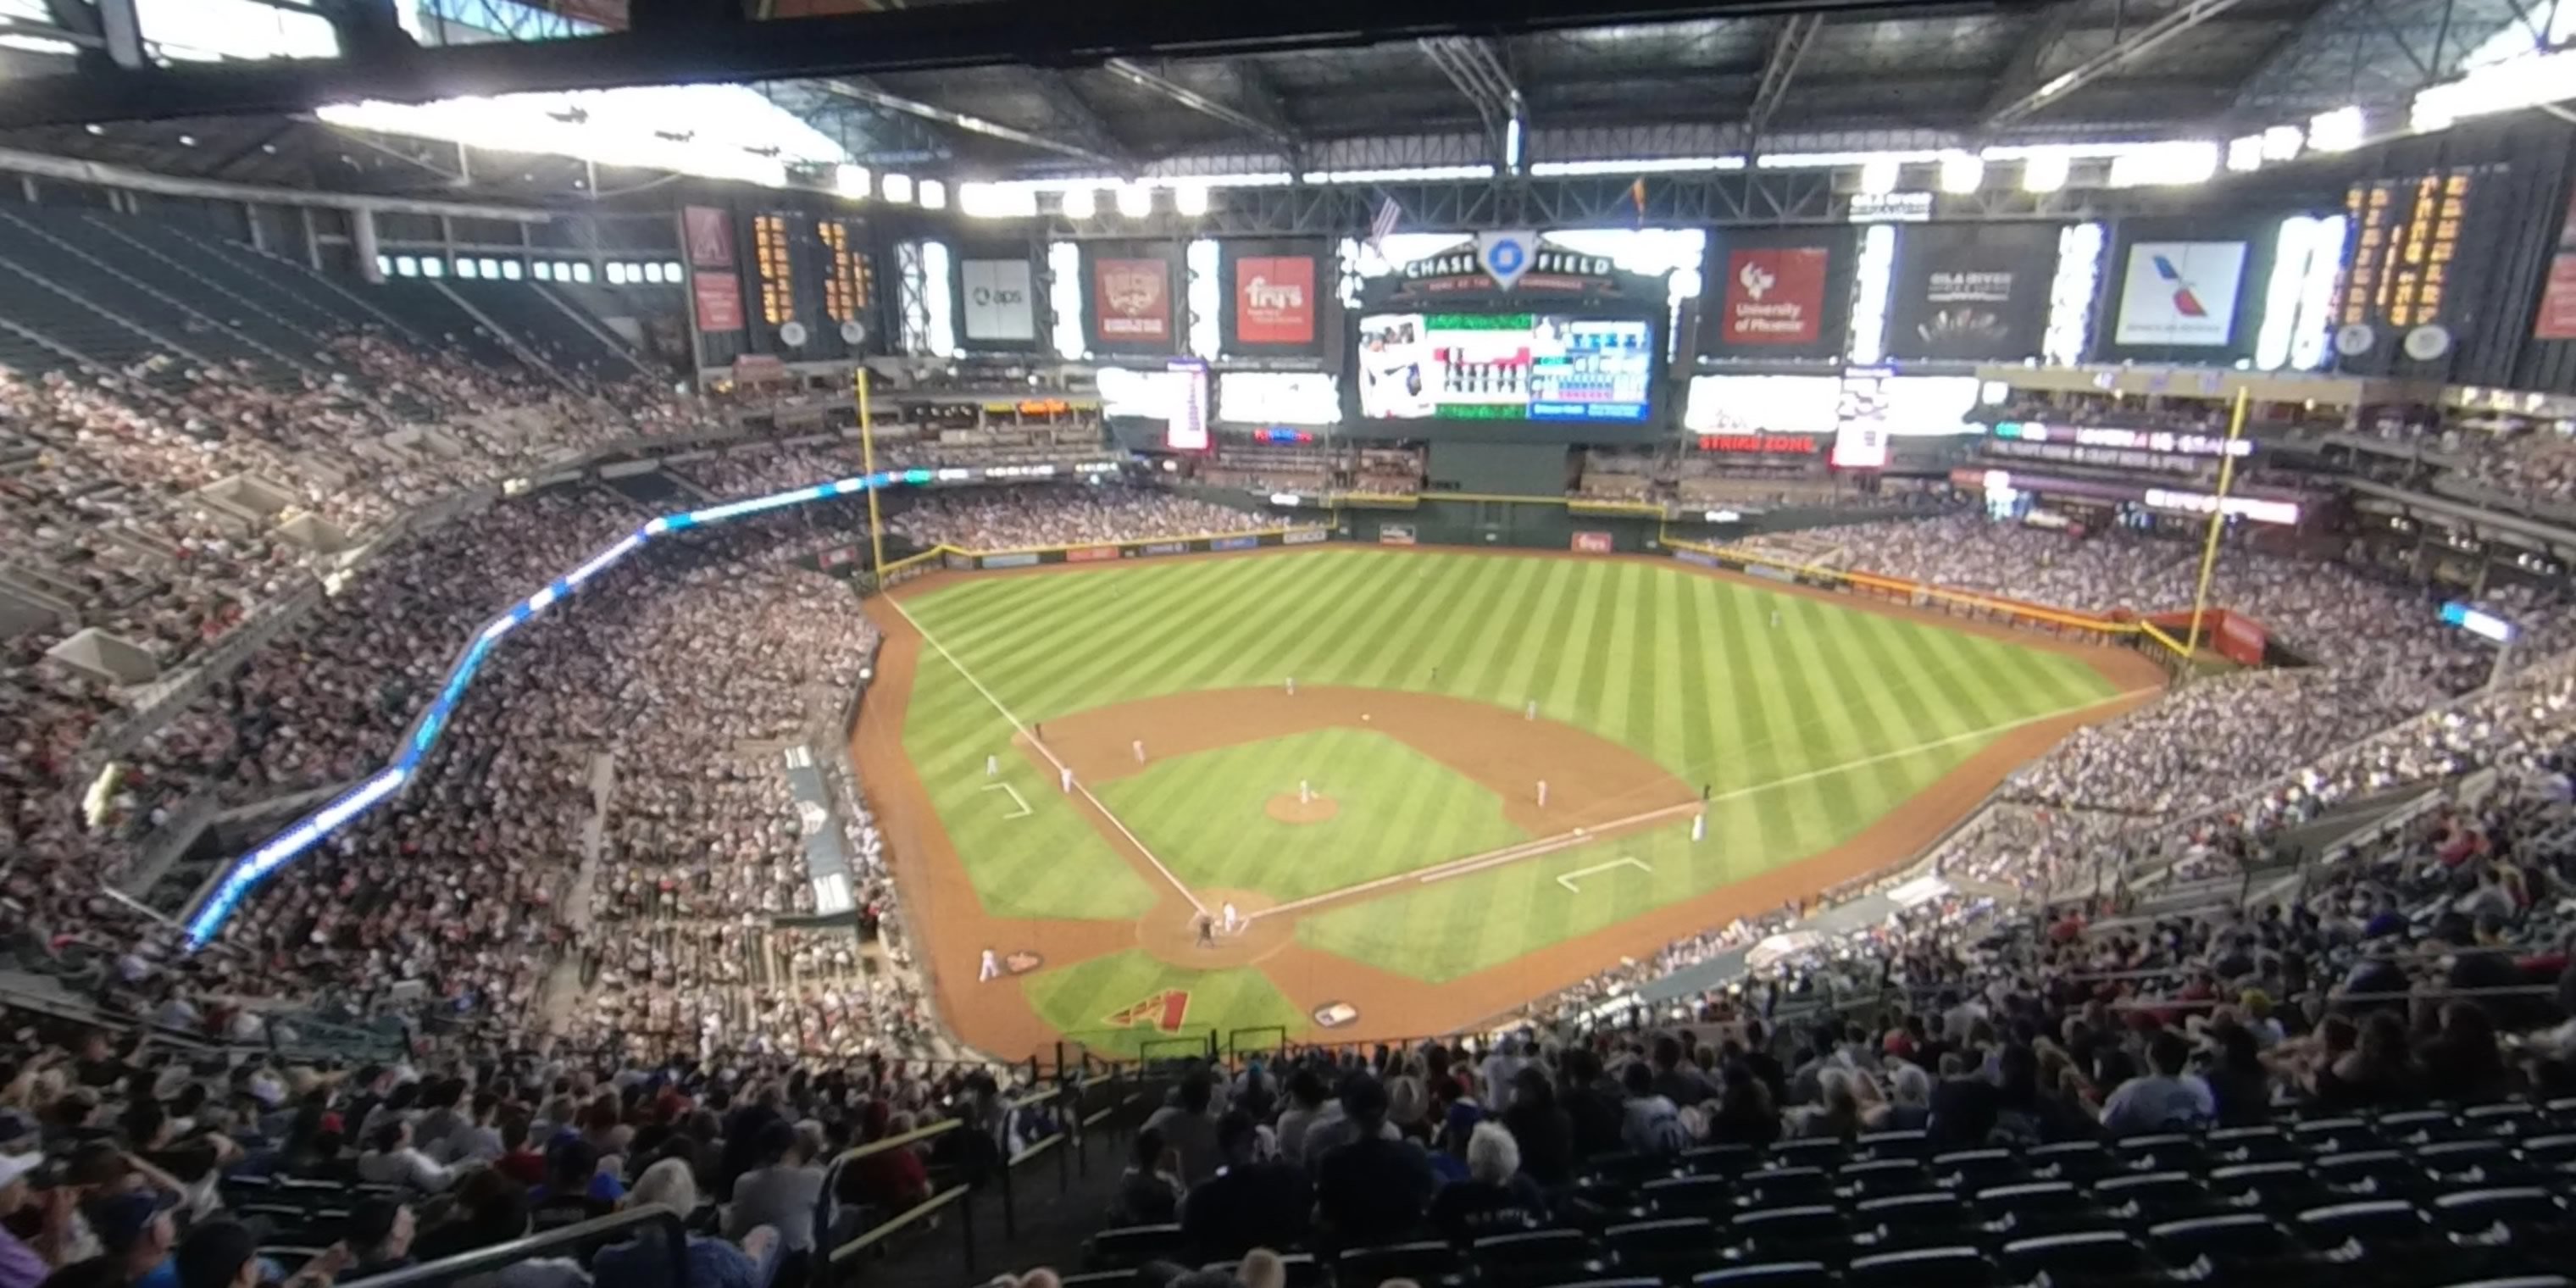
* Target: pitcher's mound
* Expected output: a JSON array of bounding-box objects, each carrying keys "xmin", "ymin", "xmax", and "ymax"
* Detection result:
[{"xmin": 1266, "ymin": 793, "xmax": 1339, "ymax": 824}]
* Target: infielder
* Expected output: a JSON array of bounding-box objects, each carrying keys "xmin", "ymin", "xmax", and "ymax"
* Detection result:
[
  {"xmin": 979, "ymin": 948, "xmax": 1001, "ymax": 982},
  {"xmin": 1132, "ymin": 739, "xmax": 1146, "ymax": 763},
  {"xmin": 1060, "ymin": 765, "xmax": 1074, "ymax": 794},
  {"xmin": 1221, "ymin": 902, "xmax": 1241, "ymax": 935},
  {"xmin": 985, "ymin": 754, "xmax": 999, "ymax": 777}
]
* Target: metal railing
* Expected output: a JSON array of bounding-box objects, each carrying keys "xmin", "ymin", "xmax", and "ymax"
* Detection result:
[{"xmin": 303, "ymin": 1206, "xmax": 691, "ymax": 1288}]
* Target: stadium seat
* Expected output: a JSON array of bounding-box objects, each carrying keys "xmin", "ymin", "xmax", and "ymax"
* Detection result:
[
  {"xmin": 1591, "ymin": 1152, "xmax": 1682, "ymax": 1189},
  {"xmin": 1206, "ymin": 1255, "xmax": 1325, "ymax": 1288},
  {"xmin": 2433, "ymin": 1187, "xmax": 2576, "ymax": 1270},
  {"xmin": 1726, "ymin": 1206, "xmax": 1847, "ymax": 1264},
  {"xmin": 1339, "ymin": 1241, "xmax": 1468, "ymax": 1288},
  {"xmin": 2144, "ymin": 1213, "xmax": 2307, "ymax": 1281},
  {"xmin": 2096, "ymin": 1172, "xmax": 2222, "ymax": 1225},
  {"xmin": 1838, "ymin": 1158, "xmax": 1935, "ymax": 1201},
  {"xmin": 1641, "ymin": 1176, "xmax": 1736, "ymax": 1220},
  {"xmin": 1765, "ymin": 1139, "xmax": 1845, "ymax": 1171},
  {"xmin": 2294, "ymin": 1119, "xmax": 2380, "ymax": 1154},
  {"xmin": 1736, "ymin": 1167, "xmax": 1832, "ymax": 1209},
  {"xmin": 2418, "ymin": 1140, "xmax": 2543, "ymax": 1189},
  {"xmin": 2377, "ymin": 1110, "xmax": 2468, "ymax": 1146},
  {"xmin": 2516, "ymin": 1134, "xmax": 2576, "ymax": 1167},
  {"xmin": 1844, "ymin": 1245, "xmax": 1994, "ymax": 1288},
  {"xmin": 1854, "ymin": 1130, "xmax": 1930, "ymax": 1163},
  {"xmin": 1852, "ymin": 1191, "xmax": 1969, "ymax": 1252},
  {"xmin": 2318, "ymin": 1149, "xmax": 2426, "ymax": 1198},
  {"xmin": 1681, "ymin": 1146, "xmax": 1759, "ymax": 1179},
  {"xmin": 2115, "ymin": 1133, "xmax": 2208, "ymax": 1174},
  {"xmin": 1687, "ymin": 1263, "xmax": 1830, "ymax": 1288},
  {"xmin": 1974, "ymin": 1181, "xmax": 2099, "ymax": 1241},
  {"xmin": 1999, "ymin": 1230, "xmax": 2165, "ymax": 1285},
  {"xmin": 1087, "ymin": 1224, "xmax": 1187, "ymax": 1270},
  {"xmin": 2464, "ymin": 1104, "xmax": 2543, "ymax": 1138},
  {"xmin": 1931, "ymin": 1150, "xmax": 2025, "ymax": 1191},
  {"xmin": 2025, "ymin": 1141, "xmax": 2121, "ymax": 1184},
  {"xmin": 1474, "ymin": 1230, "xmax": 1603, "ymax": 1288},
  {"xmin": 2209, "ymin": 1161, "xmax": 2334, "ymax": 1213},
  {"xmin": 1058, "ymin": 1271, "xmax": 1143, "ymax": 1288},
  {"xmin": 2208, "ymin": 1125, "xmax": 2304, "ymax": 1165},
  {"xmin": 1604, "ymin": 1218, "xmax": 1718, "ymax": 1282}
]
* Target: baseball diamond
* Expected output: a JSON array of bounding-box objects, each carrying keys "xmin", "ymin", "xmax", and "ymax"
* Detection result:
[{"xmin": 852, "ymin": 545, "xmax": 2165, "ymax": 1058}]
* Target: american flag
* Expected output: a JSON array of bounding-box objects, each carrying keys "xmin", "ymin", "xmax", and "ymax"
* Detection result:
[{"xmin": 1368, "ymin": 194, "xmax": 1402, "ymax": 252}]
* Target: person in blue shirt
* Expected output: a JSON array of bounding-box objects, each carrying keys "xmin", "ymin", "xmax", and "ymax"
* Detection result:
[
  {"xmin": 85, "ymin": 1189, "xmax": 181, "ymax": 1288},
  {"xmin": 591, "ymin": 1158, "xmax": 777, "ymax": 1288}
]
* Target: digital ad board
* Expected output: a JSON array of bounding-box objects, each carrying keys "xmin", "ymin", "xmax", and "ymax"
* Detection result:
[
  {"xmin": 1885, "ymin": 223, "xmax": 2059, "ymax": 361},
  {"xmin": 1355, "ymin": 311, "xmax": 1655, "ymax": 424},
  {"xmin": 950, "ymin": 244, "xmax": 1041, "ymax": 351},
  {"xmin": 1702, "ymin": 227, "xmax": 1856, "ymax": 361},
  {"xmin": 2097, "ymin": 216, "xmax": 2279, "ymax": 363},
  {"xmin": 1080, "ymin": 241, "xmax": 1186, "ymax": 356},
  {"xmin": 1219, "ymin": 239, "xmax": 1330, "ymax": 356}
]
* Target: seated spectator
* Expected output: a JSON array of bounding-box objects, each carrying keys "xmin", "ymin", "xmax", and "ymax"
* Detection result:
[
  {"xmin": 2098, "ymin": 1030, "xmax": 2214, "ymax": 1135},
  {"xmin": 725, "ymin": 1120, "xmax": 824, "ymax": 1261},
  {"xmin": 171, "ymin": 1220, "xmax": 346, "ymax": 1288},
  {"xmin": 1617, "ymin": 1063, "xmax": 1686, "ymax": 1155},
  {"xmin": 341, "ymin": 1198, "xmax": 415, "ymax": 1281},
  {"xmin": 1142, "ymin": 1074, "xmax": 1222, "ymax": 1186},
  {"xmin": 356, "ymin": 1120, "xmax": 461, "ymax": 1196},
  {"xmin": 593, "ymin": 1159, "xmax": 774, "ymax": 1288},
  {"xmin": 1180, "ymin": 1112, "xmax": 1308, "ymax": 1262},
  {"xmin": 1313, "ymin": 1075, "xmax": 1433, "ymax": 1248},
  {"xmin": 1427, "ymin": 1123, "xmax": 1547, "ymax": 1243},
  {"xmin": 1111, "ymin": 1128, "xmax": 1183, "ymax": 1227},
  {"xmin": 81, "ymin": 1190, "xmax": 179, "ymax": 1288},
  {"xmin": 1498, "ymin": 1067, "xmax": 1574, "ymax": 1188}
]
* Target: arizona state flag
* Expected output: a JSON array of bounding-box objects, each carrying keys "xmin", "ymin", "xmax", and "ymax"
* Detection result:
[{"xmin": 1629, "ymin": 178, "xmax": 1648, "ymax": 227}]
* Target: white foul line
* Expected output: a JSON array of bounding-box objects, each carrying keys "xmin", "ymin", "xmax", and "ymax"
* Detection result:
[
  {"xmin": 889, "ymin": 597, "xmax": 1208, "ymax": 916},
  {"xmin": 1557, "ymin": 858, "xmax": 1652, "ymax": 891},
  {"xmin": 980, "ymin": 782, "xmax": 1032, "ymax": 819}
]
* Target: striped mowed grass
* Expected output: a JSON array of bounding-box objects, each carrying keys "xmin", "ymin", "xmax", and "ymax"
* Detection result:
[{"xmin": 897, "ymin": 548, "xmax": 2122, "ymax": 985}]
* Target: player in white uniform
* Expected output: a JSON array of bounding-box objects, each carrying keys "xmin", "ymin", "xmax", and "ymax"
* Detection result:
[
  {"xmin": 979, "ymin": 948, "xmax": 1001, "ymax": 981},
  {"xmin": 1221, "ymin": 902, "xmax": 1241, "ymax": 935}
]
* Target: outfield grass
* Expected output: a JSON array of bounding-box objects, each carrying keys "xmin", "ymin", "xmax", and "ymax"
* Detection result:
[
  {"xmin": 896, "ymin": 549, "xmax": 2125, "ymax": 979},
  {"xmin": 1019, "ymin": 949, "xmax": 1309, "ymax": 1058},
  {"xmin": 1092, "ymin": 729, "xmax": 1529, "ymax": 902}
]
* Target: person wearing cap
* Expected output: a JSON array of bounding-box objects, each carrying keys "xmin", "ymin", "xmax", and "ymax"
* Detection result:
[
  {"xmin": 85, "ymin": 1189, "xmax": 180, "ymax": 1288},
  {"xmin": 1179, "ymin": 1111, "xmax": 1307, "ymax": 1263},
  {"xmin": 1, "ymin": 1149, "xmax": 75, "ymax": 1288}
]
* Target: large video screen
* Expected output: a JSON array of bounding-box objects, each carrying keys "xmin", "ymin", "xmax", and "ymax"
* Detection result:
[{"xmin": 1357, "ymin": 312, "xmax": 1653, "ymax": 423}]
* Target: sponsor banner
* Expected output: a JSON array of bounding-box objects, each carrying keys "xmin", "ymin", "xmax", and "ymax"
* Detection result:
[
  {"xmin": 2113, "ymin": 241, "xmax": 2249, "ymax": 347},
  {"xmin": 943, "ymin": 553, "xmax": 976, "ymax": 570},
  {"xmin": 691, "ymin": 274, "xmax": 745, "ymax": 333},
  {"xmin": 1065, "ymin": 546, "xmax": 1120, "ymax": 564},
  {"xmin": 1284, "ymin": 528, "xmax": 1329, "ymax": 546},
  {"xmin": 816, "ymin": 546, "xmax": 858, "ymax": 569},
  {"xmin": 1312, "ymin": 1002, "xmax": 1358, "ymax": 1029},
  {"xmin": 1886, "ymin": 223, "xmax": 2056, "ymax": 361},
  {"xmin": 1235, "ymin": 255, "xmax": 1316, "ymax": 346},
  {"xmin": 681, "ymin": 206, "xmax": 734, "ymax": 269},
  {"xmin": 2217, "ymin": 612, "xmax": 2268, "ymax": 668},
  {"xmin": 1744, "ymin": 563, "xmax": 1797, "ymax": 584},
  {"xmin": 1094, "ymin": 257, "xmax": 1173, "ymax": 347},
  {"xmin": 2539, "ymin": 192, "xmax": 2576, "ymax": 341},
  {"xmin": 1700, "ymin": 433, "xmax": 1821, "ymax": 454},
  {"xmin": 1674, "ymin": 548, "xmax": 1720, "ymax": 569},
  {"xmin": 1211, "ymin": 535, "xmax": 1260, "ymax": 552},
  {"xmin": 1140, "ymin": 541, "xmax": 1189, "ymax": 557},
  {"xmin": 981, "ymin": 552, "xmax": 1040, "ymax": 569},
  {"xmin": 1379, "ymin": 524, "xmax": 1418, "ymax": 547},
  {"xmin": 1719, "ymin": 246, "xmax": 1830, "ymax": 346},
  {"xmin": 960, "ymin": 258, "xmax": 1037, "ymax": 343},
  {"xmin": 1572, "ymin": 530, "xmax": 1615, "ymax": 554}
]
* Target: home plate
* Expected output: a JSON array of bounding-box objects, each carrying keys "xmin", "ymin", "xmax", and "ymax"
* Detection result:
[{"xmin": 1557, "ymin": 857, "xmax": 1650, "ymax": 892}]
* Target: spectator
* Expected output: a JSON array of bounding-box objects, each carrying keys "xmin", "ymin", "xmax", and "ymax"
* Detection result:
[
  {"xmin": 724, "ymin": 1120, "xmax": 824, "ymax": 1261},
  {"xmin": 1497, "ymin": 1068, "xmax": 1574, "ymax": 1188},
  {"xmin": 1143, "ymin": 1074, "xmax": 1223, "ymax": 1186},
  {"xmin": 341, "ymin": 1199, "xmax": 415, "ymax": 1281},
  {"xmin": 1112, "ymin": 1129, "xmax": 1183, "ymax": 1227},
  {"xmin": 2099, "ymin": 1031, "xmax": 2214, "ymax": 1135},
  {"xmin": 1313, "ymin": 1075, "xmax": 1434, "ymax": 1248},
  {"xmin": 1617, "ymin": 1064, "xmax": 1686, "ymax": 1155},
  {"xmin": 356, "ymin": 1123, "xmax": 461, "ymax": 1195},
  {"xmin": 593, "ymin": 1159, "xmax": 774, "ymax": 1288},
  {"xmin": 1180, "ymin": 1112, "xmax": 1308, "ymax": 1263},
  {"xmin": 1426, "ymin": 1124, "xmax": 1547, "ymax": 1243}
]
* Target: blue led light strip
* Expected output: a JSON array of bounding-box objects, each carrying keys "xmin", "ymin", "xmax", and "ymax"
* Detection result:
[{"xmin": 182, "ymin": 469, "xmax": 933, "ymax": 948}]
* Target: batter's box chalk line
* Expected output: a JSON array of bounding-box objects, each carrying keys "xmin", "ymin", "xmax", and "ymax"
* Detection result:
[
  {"xmin": 1557, "ymin": 857, "xmax": 1653, "ymax": 892},
  {"xmin": 980, "ymin": 781, "xmax": 1033, "ymax": 819}
]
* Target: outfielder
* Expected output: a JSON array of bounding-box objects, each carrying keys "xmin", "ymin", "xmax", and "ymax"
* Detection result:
[{"xmin": 985, "ymin": 754, "xmax": 999, "ymax": 778}]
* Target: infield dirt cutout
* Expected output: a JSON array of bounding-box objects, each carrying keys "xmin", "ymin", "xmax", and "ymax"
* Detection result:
[{"xmin": 853, "ymin": 548, "xmax": 2170, "ymax": 1059}]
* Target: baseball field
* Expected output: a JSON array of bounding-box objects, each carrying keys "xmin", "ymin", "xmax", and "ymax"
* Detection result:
[{"xmin": 850, "ymin": 546, "xmax": 2164, "ymax": 1058}]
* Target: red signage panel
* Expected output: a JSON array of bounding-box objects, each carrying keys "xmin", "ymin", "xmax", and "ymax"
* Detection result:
[
  {"xmin": 1720, "ymin": 247, "xmax": 1829, "ymax": 346},
  {"xmin": 692, "ymin": 274, "xmax": 745, "ymax": 333},
  {"xmin": 1094, "ymin": 257, "xmax": 1173, "ymax": 346},
  {"xmin": 681, "ymin": 206, "xmax": 735, "ymax": 269},
  {"xmin": 1235, "ymin": 256, "xmax": 1316, "ymax": 346}
]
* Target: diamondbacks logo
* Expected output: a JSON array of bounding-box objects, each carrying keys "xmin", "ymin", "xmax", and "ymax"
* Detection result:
[{"xmin": 1103, "ymin": 989, "xmax": 1191, "ymax": 1033}]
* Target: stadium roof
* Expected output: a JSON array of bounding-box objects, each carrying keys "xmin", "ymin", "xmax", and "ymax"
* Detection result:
[{"xmin": 0, "ymin": 0, "xmax": 2541, "ymax": 203}]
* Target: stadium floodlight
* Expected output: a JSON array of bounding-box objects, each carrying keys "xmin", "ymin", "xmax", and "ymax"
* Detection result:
[
  {"xmin": 1938, "ymin": 153, "xmax": 1984, "ymax": 194},
  {"xmin": 2227, "ymin": 135, "xmax": 2265, "ymax": 173},
  {"xmin": 2412, "ymin": 49, "xmax": 2576, "ymax": 131},
  {"xmin": 1857, "ymin": 157, "xmax": 1901, "ymax": 194},
  {"xmin": 836, "ymin": 164, "xmax": 871, "ymax": 200},
  {"xmin": 1298, "ymin": 164, "xmax": 1495, "ymax": 184},
  {"xmin": 919, "ymin": 180, "xmax": 947, "ymax": 210},
  {"xmin": 958, "ymin": 182, "xmax": 1039, "ymax": 219},
  {"xmin": 880, "ymin": 173, "xmax": 914, "ymax": 204},
  {"xmin": 2309, "ymin": 105, "xmax": 2366, "ymax": 151},
  {"xmin": 1529, "ymin": 156, "xmax": 1747, "ymax": 175},
  {"xmin": 1116, "ymin": 183, "xmax": 1155, "ymax": 218},
  {"xmin": 1060, "ymin": 187, "xmax": 1098, "ymax": 219},
  {"xmin": 2262, "ymin": 125, "xmax": 2305, "ymax": 161},
  {"xmin": 2020, "ymin": 152, "xmax": 2070, "ymax": 193},
  {"xmin": 317, "ymin": 85, "xmax": 844, "ymax": 189},
  {"xmin": 1174, "ymin": 184, "xmax": 1211, "ymax": 217},
  {"xmin": 2107, "ymin": 141, "xmax": 2218, "ymax": 187}
]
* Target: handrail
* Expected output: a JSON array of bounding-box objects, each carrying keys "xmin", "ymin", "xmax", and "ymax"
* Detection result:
[
  {"xmin": 339, "ymin": 1206, "xmax": 691, "ymax": 1288},
  {"xmin": 827, "ymin": 1185, "xmax": 969, "ymax": 1263}
]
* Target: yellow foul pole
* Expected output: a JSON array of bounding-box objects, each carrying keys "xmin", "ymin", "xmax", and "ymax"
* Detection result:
[
  {"xmin": 857, "ymin": 368, "xmax": 886, "ymax": 580},
  {"xmin": 2182, "ymin": 386, "xmax": 2251, "ymax": 659}
]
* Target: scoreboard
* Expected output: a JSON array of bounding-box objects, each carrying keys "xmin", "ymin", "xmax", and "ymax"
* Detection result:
[{"xmin": 1356, "ymin": 312, "xmax": 1655, "ymax": 424}]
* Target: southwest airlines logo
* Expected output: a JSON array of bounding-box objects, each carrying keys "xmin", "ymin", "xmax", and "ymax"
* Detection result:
[
  {"xmin": 2149, "ymin": 254, "xmax": 2210, "ymax": 317},
  {"xmin": 2114, "ymin": 242, "xmax": 2247, "ymax": 347}
]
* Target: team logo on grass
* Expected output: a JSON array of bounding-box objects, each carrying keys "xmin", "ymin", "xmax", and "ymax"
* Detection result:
[
  {"xmin": 1104, "ymin": 989, "xmax": 1191, "ymax": 1032},
  {"xmin": 1312, "ymin": 1002, "xmax": 1358, "ymax": 1029}
]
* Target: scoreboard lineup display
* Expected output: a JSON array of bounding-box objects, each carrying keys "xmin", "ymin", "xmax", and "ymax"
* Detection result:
[{"xmin": 1357, "ymin": 312, "xmax": 1655, "ymax": 423}]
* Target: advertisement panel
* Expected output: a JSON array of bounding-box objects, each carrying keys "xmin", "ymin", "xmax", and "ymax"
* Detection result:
[
  {"xmin": 1094, "ymin": 257, "xmax": 1173, "ymax": 347},
  {"xmin": 1682, "ymin": 374, "xmax": 1839, "ymax": 435},
  {"xmin": 692, "ymin": 275, "xmax": 745, "ymax": 333},
  {"xmin": 2113, "ymin": 242, "xmax": 2249, "ymax": 347},
  {"xmin": 960, "ymin": 258, "xmax": 1037, "ymax": 343},
  {"xmin": 2216, "ymin": 613, "xmax": 2268, "ymax": 668},
  {"xmin": 1235, "ymin": 255, "xmax": 1316, "ymax": 346},
  {"xmin": 1356, "ymin": 313, "xmax": 1654, "ymax": 423},
  {"xmin": 1718, "ymin": 246, "xmax": 1829, "ymax": 346},
  {"xmin": 1211, "ymin": 535, "xmax": 1261, "ymax": 551},
  {"xmin": 1380, "ymin": 524, "xmax": 1418, "ymax": 546},
  {"xmin": 1065, "ymin": 546, "xmax": 1120, "ymax": 564},
  {"xmin": 1140, "ymin": 541, "xmax": 1189, "ymax": 557},
  {"xmin": 1571, "ymin": 530, "xmax": 1615, "ymax": 553},
  {"xmin": 1885, "ymin": 224, "xmax": 2057, "ymax": 360},
  {"xmin": 1284, "ymin": 528, "xmax": 1329, "ymax": 546},
  {"xmin": 1217, "ymin": 372, "xmax": 1339, "ymax": 425},
  {"xmin": 2536, "ymin": 192, "xmax": 2576, "ymax": 341},
  {"xmin": 682, "ymin": 206, "xmax": 734, "ymax": 269},
  {"xmin": 982, "ymin": 552, "xmax": 1040, "ymax": 569}
]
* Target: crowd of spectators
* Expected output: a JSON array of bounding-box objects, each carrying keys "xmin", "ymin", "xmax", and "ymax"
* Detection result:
[{"xmin": 887, "ymin": 486, "xmax": 1260, "ymax": 552}]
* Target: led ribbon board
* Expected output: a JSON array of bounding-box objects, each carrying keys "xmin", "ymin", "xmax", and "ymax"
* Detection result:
[{"xmin": 182, "ymin": 468, "xmax": 949, "ymax": 948}]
